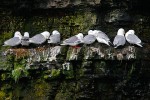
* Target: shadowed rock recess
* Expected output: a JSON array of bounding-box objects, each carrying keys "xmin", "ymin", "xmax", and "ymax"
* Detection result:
[{"xmin": 0, "ymin": 0, "xmax": 150, "ymax": 100}]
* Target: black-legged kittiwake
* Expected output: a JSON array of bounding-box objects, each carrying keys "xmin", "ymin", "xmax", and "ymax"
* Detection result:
[
  {"xmin": 21, "ymin": 32, "xmax": 30, "ymax": 46},
  {"xmin": 61, "ymin": 33, "xmax": 84, "ymax": 46},
  {"xmin": 29, "ymin": 31, "xmax": 50, "ymax": 44},
  {"xmin": 125, "ymin": 30, "xmax": 142, "ymax": 47},
  {"xmin": 3, "ymin": 31, "xmax": 22, "ymax": 46},
  {"xmin": 48, "ymin": 30, "xmax": 60, "ymax": 44},
  {"xmin": 113, "ymin": 28, "xmax": 126, "ymax": 48},
  {"xmin": 93, "ymin": 30, "xmax": 111, "ymax": 46},
  {"xmin": 83, "ymin": 30, "xmax": 96, "ymax": 44}
]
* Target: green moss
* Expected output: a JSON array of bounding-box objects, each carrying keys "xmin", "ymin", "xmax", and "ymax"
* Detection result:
[
  {"xmin": 55, "ymin": 92, "xmax": 75, "ymax": 100},
  {"xmin": 0, "ymin": 91, "xmax": 6, "ymax": 99},
  {"xmin": 34, "ymin": 83, "xmax": 47, "ymax": 97},
  {"xmin": 12, "ymin": 79, "xmax": 52, "ymax": 100},
  {"xmin": 1, "ymin": 74, "xmax": 8, "ymax": 81},
  {"xmin": 55, "ymin": 81, "xmax": 76, "ymax": 100},
  {"xmin": 43, "ymin": 68, "xmax": 61, "ymax": 80},
  {"xmin": 0, "ymin": 83, "xmax": 12, "ymax": 100},
  {"xmin": 0, "ymin": 31, "xmax": 13, "ymax": 47},
  {"xmin": 32, "ymin": 80, "xmax": 51, "ymax": 99},
  {"xmin": 0, "ymin": 10, "xmax": 97, "ymax": 43},
  {"xmin": 51, "ymin": 69, "xmax": 60, "ymax": 77}
]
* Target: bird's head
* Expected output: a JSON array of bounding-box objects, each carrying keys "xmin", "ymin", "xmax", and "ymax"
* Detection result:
[
  {"xmin": 88, "ymin": 30, "xmax": 94, "ymax": 35},
  {"xmin": 14, "ymin": 31, "xmax": 22, "ymax": 39},
  {"xmin": 76, "ymin": 33, "xmax": 83, "ymax": 40},
  {"xmin": 117, "ymin": 28, "xmax": 125, "ymax": 36},
  {"xmin": 41, "ymin": 31, "xmax": 50, "ymax": 39},
  {"xmin": 92, "ymin": 30, "xmax": 100, "ymax": 37},
  {"xmin": 52, "ymin": 30, "xmax": 60, "ymax": 35},
  {"xmin": 128, "ymin": 30, "xmax": 135, "ymax": 34},
  {"xmin": 24, "ymin": 32, "xmax": 29, "ymax": 37}
]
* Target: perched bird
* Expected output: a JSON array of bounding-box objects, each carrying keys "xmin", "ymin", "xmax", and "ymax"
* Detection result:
[
  {"xmin": 48, "ymin": 30, "xmax": 60, "ymax": 44},
  {"xmin": 3, "ymin": 31, "xmax": 22, "ymax": 46},
  {"xmin": 83, "ymin": 30, "xmax": 96, "ymax": 44},
  {"xmin": 113, "ymin": 28, "xmax": 126, "ymax": 48},
  {"xmin": 125, "ymin": 30, "xmax": 142, "ymax": 47},
  {"xmin": 61, "ymin": 33, "xmax": 84, "ymax": 46},
  {"xmin": 29, "ymin": 31, "xmax": 50, "ymax": 44},
  {"xmin": 21, "ymin": 32, "xmax": 30, "ymax": 46},
  {"xmin": 93, "ymin": 30, "xmax": 111, "ymax": 46}
]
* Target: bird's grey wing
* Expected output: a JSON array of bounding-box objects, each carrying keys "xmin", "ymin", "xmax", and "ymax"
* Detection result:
[
  {"xmin": 83, "ymin": 35, "xmax": 96, "ymax": 44},
  {"xmin": 4, "ymin": 37, "xmax": 21, "ymax": 46},
  {"xmin": 63, "ymin": 36, "xmax": 78, "ymax": 43},
  {"xmin": 48, "ymin": 34, "xmax": 60, "ymax": 43},
  {"xmin": 30, "ymin": 34, "xmax": 46, "ymax": 44},
  {"xmin": 127, "ymin": 34, "xmax": 141, "ymax": 44},
  {"xmin": 97, "ymin": 32, "xmax": 110, "ymax": 40},
  {"xmin": 113, "ymin": 35, "xmax": 125, "ymax": 46}
]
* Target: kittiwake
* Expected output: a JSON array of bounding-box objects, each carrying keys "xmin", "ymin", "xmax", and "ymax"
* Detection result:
[
  {"xmin": 125, "ymin": 30, "xmax": 142, "ymax": 47},
  {"xmin": 83, "ymin": 30, "xmax": 96, "ymax": 44},
  {"xmin": 21, "ymin": 32, "xmax": 30, "ymax": 46},
  {"xmin": 93, "ymin": 30, "xmax": 111, "ymax": 46},
  {"xmin": 3, "ymin": 31, "xmax": 22, "ymax": 46},
  {"xmin": 61, "ymin": 33, "xmax": 84, "ymax": 46},
  {"xmin": 48, "ymin": 30, "xmax": 60, "ymax": 44},
  {"xmin": 113, "ymin": 28, "xmax": 126, "ymax": 48},
  {"xmin": 29, "ymin": 31, "xmax": 50, "ymax": 44}
]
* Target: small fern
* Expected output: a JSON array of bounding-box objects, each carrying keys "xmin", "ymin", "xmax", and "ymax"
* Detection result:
[
  {"xmin": 12, "ymin": 58, "xmax": 28, "ymax": 82},
  {"xmin": 12, "ymin": 67, "xmax": 29, "ymax": 82},
  {"xmin": 12, "ymin": 68, "xmax": 21, "ymax": 82},
  {"xmin": 51, "ymin": 69, "xmax": 60, "ymax": 77}
]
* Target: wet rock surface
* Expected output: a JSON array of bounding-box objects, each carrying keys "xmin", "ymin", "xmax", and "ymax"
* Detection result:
[{"xmin": 0, "ymin": 44, "xmax": 149, "ymax": 99}]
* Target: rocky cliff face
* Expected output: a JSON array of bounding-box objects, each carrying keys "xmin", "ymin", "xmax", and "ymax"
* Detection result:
[
  {"xmin": 1, "ymin": 0, "xmax": 101, "ymax": 9},
  {"xmin": 0, "ymin": 0, "xmax": 150, "ymax": 100}
]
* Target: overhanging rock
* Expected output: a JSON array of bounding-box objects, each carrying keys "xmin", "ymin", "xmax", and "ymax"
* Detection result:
[{"xmin": 2, "ymin": 43, "xmax": 148, "ymax": 69}]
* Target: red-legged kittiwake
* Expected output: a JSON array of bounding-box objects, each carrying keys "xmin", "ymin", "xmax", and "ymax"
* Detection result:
[
  {"xmin": 83, "ymin": 30, "xmax": 96, "ymax": 44},
  {"xmin": 29, "ymin": 31, "xmax": 50, "ymax": 44},
  {"xmin": 21, "ymin": 32, "xmax": 30, "ymax": 46},
  {"xmin": 61, "ymin": 33, "xmax": 84, "ymax": 46},
  {"xmin": 48, "ymin": 30, "xmax": 60, "ymax": 44},
  {"xmin": 93, "ymin": 30, "xmax": 111, "ymax": 46},
  {"xmin": 3, "ymin": 31, "xmax": 22, "ymax": 46},
  {"xmin": 113, "ymin": 28, "xmax": 126, "ymax": 48},
  {"xmin": 125, "ymin": 30, "xmax": 142, "ymax": 47}
]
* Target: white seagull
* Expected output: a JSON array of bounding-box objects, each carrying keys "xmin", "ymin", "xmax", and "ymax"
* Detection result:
[
  {"xmin": 125, "ymin": 30, "xmax": 142, "ymax": 47},
  {"xmin": 61, "ymin": 33, "xmax": 84, "ymax": 46},
  {"xmin": 29, "ymin": 31, "xmax": 50, "ymax": 44},
  {"xmin": 21, "ymin": 32, "xmax": 30, "ymax": 46},
  {"xmin": 93, "ymin": 30, "xmax": 111, "ymax": 46},
  {"xmin": 3, "ymin": 31, "xmax": 22, "ymax": 46},
  {"xmin": 113, "ymin": 28, "xmax": 126, "ymax": 48},
  {"xmin": 83, "ymin": 30, "xmax": 96, "ymax": 44},
  {"xmin": 48, "ymin": 30, "xmax": 60, "ymax": 44}
]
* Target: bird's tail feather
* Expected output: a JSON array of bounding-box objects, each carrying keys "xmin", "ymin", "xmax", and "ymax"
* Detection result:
[
  {"xmin": 105, "ymin": 41, "xmax": 111, "ymax": 46},
  {"xmin": 136, "ymin": 43, "xmax": 143, "ymax": 47},
  {"xmin": 60, "ymin": 43, "xmax": 66, "ymax": 46},
  {"xmin": 108, "ymin": 41, "xmax": 113, "ymax": 46},
  {"xmin": 114, "ymin": 45, "xmax": 118, "ymax": 48},
  {"xmin": 2, "ymin": 44, "xmax": 7, "ymax": 46},
  {"xmin": 28, "ymin": 39, "xmax": 33, "ymax": 43}
]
